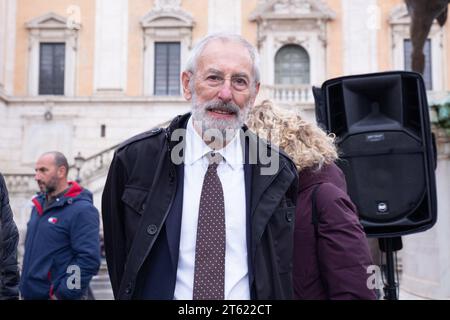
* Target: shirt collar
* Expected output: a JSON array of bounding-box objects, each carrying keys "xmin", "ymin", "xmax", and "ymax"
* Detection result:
[{"xmin": 184, "ymin": 117, "xmax": 243, "ymax": 170}]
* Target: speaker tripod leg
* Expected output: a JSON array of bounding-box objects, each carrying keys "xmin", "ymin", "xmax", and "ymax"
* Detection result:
[{"xmin": 379, "ymin": 237, "xmax": 402, "ymax": 300}]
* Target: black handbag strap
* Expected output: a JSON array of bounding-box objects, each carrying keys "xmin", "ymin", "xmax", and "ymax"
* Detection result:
[
  {"xmin": 311, "ymin": 183, "xmax": 330, "ymax": 298},
  {"xmin": 311, "ymin": 184, "xmax": 321, "ymax": 239}
]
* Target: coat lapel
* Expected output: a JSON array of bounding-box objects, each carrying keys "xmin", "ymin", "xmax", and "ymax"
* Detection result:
[
  {"xmin": 240, "ymin": 130, "xmax": 297, "ymax": 265},
  {"xmin": 165, "ymin": 163, "xmax": 184, "ymax": 270},
  {"xmin": 165, "ymin": 115, "xmax": 188, "ymax": 271},
  {"xmin": 118, "ymin": 113, "xmax": 190, "ymax": 299}
]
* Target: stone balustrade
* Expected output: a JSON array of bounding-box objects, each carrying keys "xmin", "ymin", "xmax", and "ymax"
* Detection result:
[
  {"xmin": 261, "ymin": 84, "xmax": 313, "ymax": 103},
  {"xmin": 4, "ymin": 174, "xmax": 37, "ymax": 194}
]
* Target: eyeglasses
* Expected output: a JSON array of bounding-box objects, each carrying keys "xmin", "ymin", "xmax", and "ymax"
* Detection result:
[{"xmin": 197, "ymin": 72, "xmax": 252, "ymax": 92}]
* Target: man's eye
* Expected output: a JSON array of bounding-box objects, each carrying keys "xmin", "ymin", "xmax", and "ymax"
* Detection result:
[
  {"xmin": 206, "ymin": 75, "xmax": 221, "ymax": 81},
  {"xmin": 233, "ymin": 78, "xmax": 248, "ymax": 86}
]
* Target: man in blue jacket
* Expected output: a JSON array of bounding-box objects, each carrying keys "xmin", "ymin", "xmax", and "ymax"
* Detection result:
[{"xmin": 20, "ymin": 151, "xmax": 100, "ymax": 300}]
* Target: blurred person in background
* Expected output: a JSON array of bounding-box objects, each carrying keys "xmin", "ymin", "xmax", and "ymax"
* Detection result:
[
  {"xmin": 248, "ymin": 100, "xmax": 376, "ymax": 300},
  {"xmin": 20, "ymin": 151, "xmax": 100, "ymax": 300}
]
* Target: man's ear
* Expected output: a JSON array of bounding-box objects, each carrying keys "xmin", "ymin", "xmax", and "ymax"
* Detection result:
[
  {"xmin": 255, "ymin": 82, "xmax": 260, "ymax": 96},
  {"xmin": 249, "ymin": 82, "xmax": 261, "ymax": 106},
  {"xmin": 182, "ymin": 71, "xmax": 193, "ymax": 101},
  {"xmin": 57, "ymin": 166, "xmax": 66, "ymax": 179}
]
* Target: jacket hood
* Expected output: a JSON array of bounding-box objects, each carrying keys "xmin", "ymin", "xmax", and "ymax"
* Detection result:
[
  {"xmin": 66, "ymin": 181, "xmax": 93, "ymax": 201},
  {"xmin": 32, "ymin": 181, "xmax": 93, "ymax": 215},
  {"xmin": 298, "ymin": 162, "xmax": 347, "ymax": 192}
]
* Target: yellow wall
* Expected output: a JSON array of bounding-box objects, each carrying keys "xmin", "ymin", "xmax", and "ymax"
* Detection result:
[
  {"xmin": 326, "ymin": 0, "xmax": 343, "ymax": 78},
  {"xmin": 241, "ymin": 0, "xmax": 258, "ymax": 47},
  {"xmin": 13, "ymin": 0, "xmax": 449, "ymax": 96},
  {"xmin": 15, "ymin": 0, "xmax": 95, "ymax": 96},
  {"xmin": 377, "ymin": 0, "xmax": 450, "ymax": 90},
  {"xmin": 76, "ymin": 0, "xmax": 95, "ymax": 96},
  {"xmin": 183, "ymin": 0, "xmax": 209, "ymax": 43},
  {"xmin": 378, "ymin": 0, "xmax": 402, "ymax": 72},
  {"xmin": 127, "ymin": 0, "xmax": 153, "ymax": 96}
]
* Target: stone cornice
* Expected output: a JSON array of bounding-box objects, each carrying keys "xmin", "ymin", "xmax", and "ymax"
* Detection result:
[
  {"xmin": 26, "ymin": 11, "xmax": 80, "ymax": 30},
  {"xmin": 250, "ymin": 0, "xmax": 335, "ymax": 22},
  {"xmin": 5, "ymin": 95, "xmax": 188, "ymax": 105},
  {"xmin": 141, "ymin": 6, "xmax": 194, "ymax": 29}
]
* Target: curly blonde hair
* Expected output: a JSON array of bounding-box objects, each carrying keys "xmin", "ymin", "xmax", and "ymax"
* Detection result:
[{"xmin": 247, "ymin": 100, "xmax": 338, "ymax": 171}]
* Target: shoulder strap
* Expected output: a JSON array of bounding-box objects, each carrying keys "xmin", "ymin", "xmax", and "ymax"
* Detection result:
[
  {"xmin": 311, "ymin": 184, "xmax": 321, "ymax": 239},
  {"xmin": 311, "ymin": 183, "xmax": 330, "ymax": 298},
  {"xmin": 116, "ymin": 128, "xmax": 163, "ymax": 152}
]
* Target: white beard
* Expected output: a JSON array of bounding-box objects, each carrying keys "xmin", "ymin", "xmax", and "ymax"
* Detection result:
[{"xmin": 191, "ymin": 94, "xmax": 251, "ymax": 140}]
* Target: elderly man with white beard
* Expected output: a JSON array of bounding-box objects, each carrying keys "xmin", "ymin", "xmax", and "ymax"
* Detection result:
[{"xmin": 102, "ymin": 33, "xmax": 299, "ymax": 300}]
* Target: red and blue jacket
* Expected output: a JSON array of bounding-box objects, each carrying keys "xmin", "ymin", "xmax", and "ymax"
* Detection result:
[{"xmin": 20, "ymin": 181, "xmax": 101, "ymax": 300}]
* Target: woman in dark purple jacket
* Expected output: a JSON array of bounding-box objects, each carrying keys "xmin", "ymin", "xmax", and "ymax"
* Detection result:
[{"xmin": 248, "ymin": 100, "xmax": 376, "ymax": 300}]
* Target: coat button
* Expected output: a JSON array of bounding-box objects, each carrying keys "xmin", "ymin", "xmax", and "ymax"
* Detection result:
[
  {"xmin": 125, "ymin": 282, "xmax": 132, "ymax": 294},
  {"xmin": 147, "ymin": 224, "xmax": 158, "ymax": 235},
  {"xmin": 286, "ymin": 211, "xmax": 293, "ymax": 222},
  {"xmin": 67, "ymin": 198, "xmax": 73, "ymax": 204},
  {"xmin": 141, "ymin": 203, "xmax": 145, "ymax": 211}
]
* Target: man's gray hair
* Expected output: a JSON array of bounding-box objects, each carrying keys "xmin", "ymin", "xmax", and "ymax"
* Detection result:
[
  {"xmin": 42, "ymin": 151, "xmax": 69, "ymax": 177},
  {"xmin": 184, "ymin": 33, "xmax": 261, "ymax": 84}
]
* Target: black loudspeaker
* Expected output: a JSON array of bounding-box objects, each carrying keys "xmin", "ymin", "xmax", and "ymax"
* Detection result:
[{"xmin": 314, "ymin": 71, "xmax": 437, "ymax": 237}]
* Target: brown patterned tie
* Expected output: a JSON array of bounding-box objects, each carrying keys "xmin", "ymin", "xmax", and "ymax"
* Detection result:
[{"xmin": 193, "ymin": 151, "xmax": 225, "ymax": 300}]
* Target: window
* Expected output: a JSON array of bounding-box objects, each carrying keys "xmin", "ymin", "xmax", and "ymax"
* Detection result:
[
  {"xmin": 39, "ymin": 43, "xmax": 65, "ymax": 95},
  {"xmin": 141, "ymin": 5, "xmax": 194, "ymax": 96},
  {"xmin": 404, "ymin": 39, "xmax": 432, "ymax": 90},
  {"xmin": 26, "ymin": 12, "xmax": 79, "ymax": 96},
  {"xmin": 389, "ymin": 4, "xmax": 444, "ymax": 91},
  {"xmin": 101, "ymin": 124, "xmax": 106, "ymax": 138},
  {"xmin": 275, "ymin": 45, "xmax": 310, "ymax": 85},
  {"xmin": 154, "ymin": 42, "xmax": 180, "ymax": 96}
]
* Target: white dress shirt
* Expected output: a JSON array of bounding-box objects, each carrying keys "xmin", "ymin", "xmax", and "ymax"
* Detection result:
[{"xmin": 174, "ymin": 117, "xmax": 250, "ymax": 300}]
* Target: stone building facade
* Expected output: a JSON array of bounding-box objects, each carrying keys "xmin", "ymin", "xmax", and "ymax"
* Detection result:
[{"xmin": 1, "ymin": 0, "xmax": 449, "ymax": 299}]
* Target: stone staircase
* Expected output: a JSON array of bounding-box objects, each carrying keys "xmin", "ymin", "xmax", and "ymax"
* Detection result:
[
  {"xmin": 90, "ymin": 259, "xmax": 114, "ymax": 300},
  {"xmin": 4, "ymin": 125, "xmax": 165, "ymax": 301}
]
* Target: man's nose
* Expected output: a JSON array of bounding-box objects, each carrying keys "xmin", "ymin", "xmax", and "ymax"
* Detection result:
[
  {"xmin": 35, "ymin": 172, "xmax": 40, "ymax": 181},
  {"xmin": 217, "ymin": 80, "xmax": 233, "ymax": 103}
]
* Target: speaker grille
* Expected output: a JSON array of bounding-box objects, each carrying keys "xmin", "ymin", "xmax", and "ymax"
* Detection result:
[{"xmin": 339, "ymin": 131, "xmax": 425, "ymax": 223}]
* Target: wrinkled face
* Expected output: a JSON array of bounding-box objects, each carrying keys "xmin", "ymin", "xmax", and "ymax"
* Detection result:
[
  {"xmin": 34, "ymin": 154, "xmax": 62, "ymax": 194},
  {"xmin": 182, "ymin": 39, "xmax": 260, "ymax": 135}
]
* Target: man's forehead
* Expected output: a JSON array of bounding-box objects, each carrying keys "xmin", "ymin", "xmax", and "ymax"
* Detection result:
[
  {"xmin": 205, "ymin": 68, "xmax": 250, "ymax": 77},
  {"xmin": 198, "ymin": 39, "xmax": 253, "ymax": 67},
  {"xmin": 202, "ymin": 38, "xmax": 246, "ymax": 49},
  {"xmin": 36, "ymin": 154, "xmax": 56, "ymax": 166}
]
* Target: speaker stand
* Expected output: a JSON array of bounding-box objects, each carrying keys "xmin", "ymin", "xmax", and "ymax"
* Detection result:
[{"xmin": 378, "ymin": 237, "xmax": 403, "ymax": 300}]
